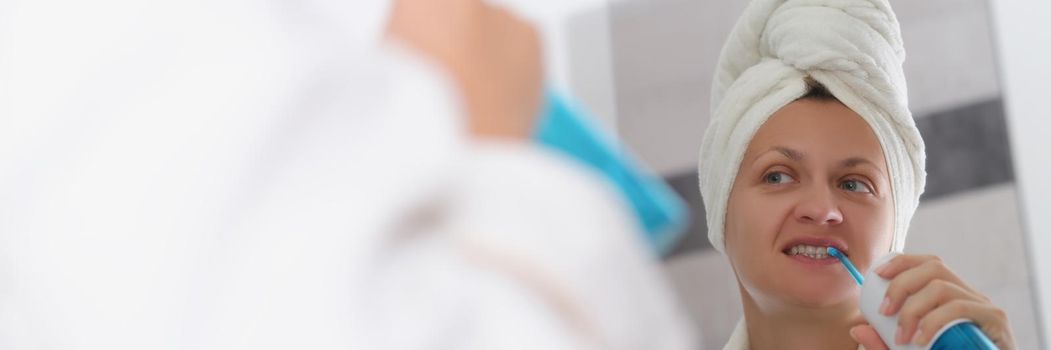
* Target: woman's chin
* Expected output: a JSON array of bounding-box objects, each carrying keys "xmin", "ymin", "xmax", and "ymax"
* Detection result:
[{"xmin": 780, "ymin": 283, "xmax": 857, "ymax": 308}]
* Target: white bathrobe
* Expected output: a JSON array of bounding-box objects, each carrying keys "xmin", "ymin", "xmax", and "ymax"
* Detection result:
[{"xmin": 0, "ymin": 0, "xmax": 695, "ymax": 349}]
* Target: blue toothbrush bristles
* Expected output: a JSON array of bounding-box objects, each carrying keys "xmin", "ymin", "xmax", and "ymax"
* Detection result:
[{"xmin": 827, "ymin": 247, "xmax": 864, "ymax": 285}]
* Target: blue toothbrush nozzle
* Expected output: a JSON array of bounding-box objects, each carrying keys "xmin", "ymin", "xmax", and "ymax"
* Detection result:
[{"xmin": 827, "ymin": 247, "xmax": 865, "ymax": 285}]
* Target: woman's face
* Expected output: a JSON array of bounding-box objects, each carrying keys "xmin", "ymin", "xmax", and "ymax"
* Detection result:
[{"xmin": 724, "ymin": 99, "xmax": 894, "ymax": 311}]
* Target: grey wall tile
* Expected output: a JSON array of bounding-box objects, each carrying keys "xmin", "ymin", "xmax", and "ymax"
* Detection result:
[
  {"xmin": 894, "ymin": 0, "xmax": 1002, "ymax": 116},
  {"xmin": 616, "ymin": 80, "xmax": 710, "ymax": 174}
]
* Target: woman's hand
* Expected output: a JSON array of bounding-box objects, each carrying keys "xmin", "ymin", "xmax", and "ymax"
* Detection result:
[
  {"xmin": 849, "ymin": 254, "xmax": 1016, "ymax": 349},
  {"xmin": 385, "ymin": 0, "xmax": 543, "ymax": 139}
]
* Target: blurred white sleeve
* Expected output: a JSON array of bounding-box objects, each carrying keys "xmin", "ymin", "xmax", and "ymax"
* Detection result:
[
  {"xmin": 0, "ymin": 1, "xmax": 695, "ymax": 349},
  {"xmin": 365, "ymin": 143, "xmax": 697, "ymax": 350}
]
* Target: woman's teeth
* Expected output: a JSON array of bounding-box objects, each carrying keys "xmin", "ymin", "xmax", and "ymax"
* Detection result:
[{"xmin": 788, "ymin": 244, "xmax": 830, "ymax": 259}]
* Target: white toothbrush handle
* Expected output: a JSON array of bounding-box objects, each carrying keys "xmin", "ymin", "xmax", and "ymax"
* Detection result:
[{"xmin": 859, "ymin": 253, "xmax": 924, "ymax": 350}]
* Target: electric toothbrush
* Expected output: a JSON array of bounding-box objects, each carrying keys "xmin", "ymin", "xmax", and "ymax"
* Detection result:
[{"xmin": 828, "ymin": 247, "xmax": 999, "ymax": 350}]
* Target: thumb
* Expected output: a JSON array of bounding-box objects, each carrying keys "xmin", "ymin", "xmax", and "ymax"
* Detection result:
[{"xmin": 851, "ymin": 324, "xmax": 890, "ymax": 350}]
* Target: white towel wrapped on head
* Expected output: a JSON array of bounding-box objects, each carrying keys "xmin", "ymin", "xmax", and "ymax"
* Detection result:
[{"xmin": 699, "ymin": 0, "xmax": 926, "ymax": 253}]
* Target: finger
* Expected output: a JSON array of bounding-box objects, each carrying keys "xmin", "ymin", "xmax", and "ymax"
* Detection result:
[
  {"xmin": 882, "ymin": 259, "xmax": 967, "ymax": 316},
  {"xmin": 895, "ymin": 279, "xmax": 986, "ymax": 345},
  {"xmin": 912, "ymin": 300, "xmax": 1012, "ymax": 348},
  {"xmin": 850, "ymin": 324, "xmax": 890, "ymax": 350}
]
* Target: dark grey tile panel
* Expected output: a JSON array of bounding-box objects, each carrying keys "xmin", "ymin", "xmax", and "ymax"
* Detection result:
[
  {"xmin": 917, "ymin": 98, "xmax": 1014, "ymax": 200},
  {"xmin": 664, "ymin": 172, "xmax": 711, "ymax": 256}
]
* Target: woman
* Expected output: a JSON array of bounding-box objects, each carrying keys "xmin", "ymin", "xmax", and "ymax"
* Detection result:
[{"xmin": 697, "ymin": 1, "xmax": 1016, "ymax": 349}]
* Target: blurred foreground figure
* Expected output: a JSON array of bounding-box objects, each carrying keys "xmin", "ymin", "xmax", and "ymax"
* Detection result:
[{"xmin": 0, "ymin": 0, "xmax": 695, "ymax": 348}]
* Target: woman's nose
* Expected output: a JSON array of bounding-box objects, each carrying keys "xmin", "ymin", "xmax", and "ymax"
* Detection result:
[{"xmin": 793, "ymin": 186, "xmax": 844, "ymax": 225}]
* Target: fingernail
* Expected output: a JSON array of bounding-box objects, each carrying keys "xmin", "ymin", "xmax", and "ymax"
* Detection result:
[
  {"xmin": 880, "ymin": 297, "xmax": 891, "ymax": 315},
  {"xmin": 849, "ymin": 327, "xmax": 858, "ymax": 341},
  {"xmin": 895, "ymin": 324, "xmax": 905, "ymax": 345},
  {"xmin": 910, "ymin": 329, "xmax": 924, "ymax": 345}
]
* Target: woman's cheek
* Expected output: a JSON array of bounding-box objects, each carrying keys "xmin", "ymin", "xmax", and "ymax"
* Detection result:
[
  {"xmin": 731, "ymin": 193, "xmax": 788, "ymax": 259},
  {"xmin": 843, "ymin": 205, "xmax": 895, "ymax": 272}
]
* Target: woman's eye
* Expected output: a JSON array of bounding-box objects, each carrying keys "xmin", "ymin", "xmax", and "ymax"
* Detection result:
[
  {"xmin": 763, "ymin": 171, "xmax": 795, "ymax": 185},
  {"xmin": 840, "ymin": 179, "xmax": 872, "ymax": 193}
]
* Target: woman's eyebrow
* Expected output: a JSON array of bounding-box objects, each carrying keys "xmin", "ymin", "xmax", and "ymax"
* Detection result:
[
  {"xmin": 839, "ymin": 157, "xmax": 876, "ymax": 169},
  {"xmin": 839, "ymin": 156, "xmax": 888, "ymax": 181},
  {"xmin": 749, "ymin": 146, "xmax": 803, "ymax": 171},
  {"xmin": 771, "ymin": 146, "xmax": 804, "ymax": 161}
]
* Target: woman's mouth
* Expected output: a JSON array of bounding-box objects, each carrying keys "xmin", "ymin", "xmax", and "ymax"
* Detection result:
[
  {"xmin": 780, "ymin": 238, "xmax": 848, "ymax": 265},
  {"xmin": 783, "ymin": 245, "xmax": 841, "ymax": 265},
  {"xmin": 785, "ymin": 244, "xmax": 834, "ymax": 259}
]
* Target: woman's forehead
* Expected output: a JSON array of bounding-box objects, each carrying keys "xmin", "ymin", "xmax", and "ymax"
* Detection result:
[{"xmin": 746, "ymin": 100, "xmax": 887, "ymax": 167}]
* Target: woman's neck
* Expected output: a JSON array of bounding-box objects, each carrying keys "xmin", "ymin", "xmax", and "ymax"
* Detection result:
[{"xmin": 740, "ymin": 287, "xmax": 864, "ymax": 350}]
